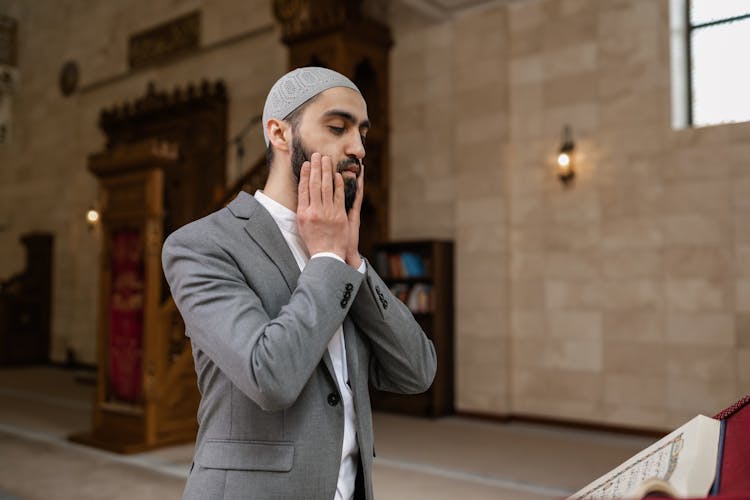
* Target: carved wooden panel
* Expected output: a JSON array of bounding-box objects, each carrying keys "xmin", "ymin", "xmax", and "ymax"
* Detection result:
[{"xmin": 128, "ymin": 11, "xmax": 200, "ymax": 69}]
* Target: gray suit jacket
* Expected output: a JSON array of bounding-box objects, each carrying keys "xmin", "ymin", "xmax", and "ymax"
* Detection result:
[{"xmin": 162, "ymin": 192, "xmax": 437, "ymax": 500}]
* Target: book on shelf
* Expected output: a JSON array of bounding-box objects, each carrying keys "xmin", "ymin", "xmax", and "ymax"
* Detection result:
[
  {"xmin": 377, "ymin": 251, "xmax": 427, "ymax": 279},
  {"xmin": 567, "ymin": 414, "xmax": 722, "ymax": 500},
  {"xmin": 388, "ymin": 283, "xmax": 433, "ymax": 313}
]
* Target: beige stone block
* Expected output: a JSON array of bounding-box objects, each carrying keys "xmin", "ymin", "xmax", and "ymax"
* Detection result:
[
  {"xmin": 510, "ymin": 226, "xmax": 546, "ymax": 252},
  {"xmin": 456, "ymin": 224, "xmax": 508, "ymax": 254},
  {"xmin": 601, "ymin": 280, "xmax": 663, "ymax": 310},
  {"xmin": 600, "ymin": 88, "xmax": 669, "ymax": 129},
  {"xmin": 548, "ymin": 189, "xmax": 600, "ymax": 224},
  {"xmin": 660, "ymin": 215, "xmax": 730, "ymax": 246},
  {"xmin": 600, "ymin": 249, "xmax": 663, "ymax": 279},
  {"xmin": 604, "ymin": 373, "xmax": 666, "ymax": 408},
  {"xmin": 736, "ymin": 314, "xmax": 750, "ymax": 348},
  {"xmin": 662, "ymin": 147, "xmax": 733, "ymax": 181},
  {"xmin": 510, "ymin": 251, "xmax": 545, "ymax": 279},
  {"xmin": 666, "ymin": 377, "xmax": 739, "ymax": 417},
  {"xmin": 543, "ymin": 102, "xmax": 600, "ymax": 136},
  {"xmin": 548, "ymin": 310, "xmax": 603, "ymax": 341},
  {"xmin": 457, "ymin": 278, "xmax": 508, "ymax": 311},
  {"xmin": 664, "ymin": 247, "xmax": 731, "ymax": 280},
  {"xmin": 514, "ymin": 335, "xmax": 602, "ymax": 372},
  {"xmin": 666, "ymin": 313, "xmax": 735, "ymax": 346},
  {"xmin": 658, "ymin": 180, "xmax": 732, "ymax": 215},
  {"xmin": 736, "ymin": 281, "xmax": 750, "ymax": 312},
  {"xmin": 545, "ymin": 251, "xmax": 599, "ymax": 279},
  {"xmin": 458, "ymin": 308, "xmax": 506, "ymax": 340},
  {"xmin": 601, "ymin": 217, "xmax": 662, "ymax": 249},
  {"xmin": 666, "ymin": 279, "xmax": 728, "ymax": 312},
  {"xmin": 510, "ymin": 192, "xmax": 544, "ymax": 226},
  {"xmin": 735, "ymin": 211, "xmax": 750, "ymax": 244},
  {"xmin": 423, "ymin": 177, "xmax": 455, "ymax": 203},
  {"xmin": 510, "ymin": 56, "xmax": 544, "ymax": 85},
  {"xmin": 456, "ymin": 197, "xmax": 506, "ymax": 226},
  {"xmin": 543, "ymin": 71, "xmax": 599, "ymax": 108},
  {"xmin": 736, "ymin": 246, "xmax": 750, "ymax": 277},
  {"xmin": 511, "ymin": 310, "xmax": 547, "ymax": 338},
  {"xmin": 456, "ymin": 112, "xmax": 508, "ymax": 146},
  {"xmin": 604, "ymin": 310, "xmax": 663, "ymax": 343},
  {"xmin": 666, "ymin": 345, "xmax": 737, "ymax": 382},
  {"xmin": 541, "ymin": 2, "xmax": 598, "ymax": 50},
  {"xmin": 543, "ymin": 43, "xmax": 598, "ymax": 80},
  {"xmin": 456, "ymin": 169, "xmax": 505, "ymax": 199},
  {"xmin": 547, "ymin": 222, "xmax": 601, "ymax": 251},
  {"xmin": 456, "ymin": 86, "xmax": 507, "ymax": 117},
  {"xmin": 545, "ymin": 280, "xmax": 602, "ymax": 310},
  {"xmin": 507, "ymin": 0, "xmax": 546, "ymax": 33},
  {"xmin": 456, "ymin": 251, "xmax": 507, "ymax": 282},
  {"xmin": 604, "ymin": 341, "xmax": 666, "ymax": 376},
  {"xmin": 739, "ymin": 349, "xmax": 750, "ymax": 385},
  {"xmin": 512, "ymin": 367, "xmax": 603, "ymax": 406},
  {"xmin": 455, "ymin": 61, "xmax": 506, "ymax": 92},
  {"xmin": 603, "ymin": 405, "xmax": 669, "ymax": 431},
  {"xmin": 511, "ymin": 279, "xmax": 545, "ymax": 310},
  {"xmin": 456, "ymin": 336, "xmax": 510, "ymax": 413}
]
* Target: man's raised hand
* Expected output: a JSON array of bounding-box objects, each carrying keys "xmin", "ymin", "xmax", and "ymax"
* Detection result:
[{"xmin": 297, "ymin": 152, "xmax": 349, "ymax": 260}]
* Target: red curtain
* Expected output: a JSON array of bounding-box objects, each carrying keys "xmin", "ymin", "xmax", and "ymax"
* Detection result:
[{"xmin": 109, "ymin": 228, "xmax": 144, "ymax": 402}]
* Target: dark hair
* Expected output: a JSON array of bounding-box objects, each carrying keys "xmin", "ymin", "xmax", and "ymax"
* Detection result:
[{"xmin": 265, "ymin": 95, "xmax": 319, "ymax": 168}]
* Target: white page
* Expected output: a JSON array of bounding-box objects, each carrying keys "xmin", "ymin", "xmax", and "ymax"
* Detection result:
[{"xmin": 568, "ymin": 415, "xmax": 721, "ymax": 500}]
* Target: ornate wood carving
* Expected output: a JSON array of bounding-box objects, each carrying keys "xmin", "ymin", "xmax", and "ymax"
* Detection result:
[
  {"xmin": 273, "ymin": 0, "xmax": 392, "ymax": 260},
  {"xmin": 99, "ymin": 80, "xmax": 227, "ymax": 239},
  {"xmin": 0, "ymin": 15, "xmax": 17, "ymax": 67},
  {"xmin": 128, "ymin": 11, "xmax": 201, "ymax": 69}
]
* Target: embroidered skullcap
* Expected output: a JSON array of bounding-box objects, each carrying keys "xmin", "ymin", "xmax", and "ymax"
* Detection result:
[{"xmin": 262, "ymin": 67, "xmax": 360, "ymax": 145}]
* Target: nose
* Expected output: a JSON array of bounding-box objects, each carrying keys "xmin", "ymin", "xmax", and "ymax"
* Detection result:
[{"xmin": 346, "ymin": 130, "xmax": 366, "ymax": 160}]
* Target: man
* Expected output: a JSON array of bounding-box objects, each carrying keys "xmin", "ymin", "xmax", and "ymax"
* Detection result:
[{"xmin": 162, "ymin": 66, "xmax": 437, "ymax": 500}]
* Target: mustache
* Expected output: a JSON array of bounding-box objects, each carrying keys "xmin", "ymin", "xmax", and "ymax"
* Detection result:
[{"xmin": 337, "ymin": 157, "xmax": 361, "ymax": 176}]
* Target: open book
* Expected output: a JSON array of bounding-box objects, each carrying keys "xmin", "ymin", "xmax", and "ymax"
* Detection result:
[{"xmin": 567, "ymin": 415, "xmax": 722, "ymax": 499}]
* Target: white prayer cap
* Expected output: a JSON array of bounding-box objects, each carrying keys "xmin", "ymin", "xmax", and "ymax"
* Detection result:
[{"xmin": 262, "ymin": 67, "xmax": 361, "ymax": 146}]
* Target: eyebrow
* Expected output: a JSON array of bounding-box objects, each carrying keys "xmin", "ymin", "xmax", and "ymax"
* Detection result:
[{"xmin": 323, "ymin": 109, "xmax": 371, "ymax": 130}]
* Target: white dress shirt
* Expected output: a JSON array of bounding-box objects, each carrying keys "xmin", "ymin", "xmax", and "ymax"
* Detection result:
[{"xmin": 254, "ymin": 190, "xmax": 362, "ymax": 500}]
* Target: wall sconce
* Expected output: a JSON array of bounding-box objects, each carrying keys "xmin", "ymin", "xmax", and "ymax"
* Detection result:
[
  {"xmin": 85, "ymin": 207, "xmax": 100, "ymax": 229},
  {"xmin": 556, "ymin": 124, "xmax": 575, "ymax": 185}
]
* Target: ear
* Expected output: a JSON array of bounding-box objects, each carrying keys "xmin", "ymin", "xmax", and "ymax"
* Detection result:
[{"xmin": 266, "ymin": 118, "xmax": 291, "ymax": 153}]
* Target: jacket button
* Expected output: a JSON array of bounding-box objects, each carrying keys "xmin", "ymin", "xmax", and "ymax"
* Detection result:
[
  {"xmin": 340, "ymin": 299, "xmax": 348, "ymax": 308},
  {"xmin": 327, "ymin": 393, "xmax": 340, "ymax": 406},
  {"xmin": 345, "ymin": 283, "xmax": 354, "ymax": 291}
]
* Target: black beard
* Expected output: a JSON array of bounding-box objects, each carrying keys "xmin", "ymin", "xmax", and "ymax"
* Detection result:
[{"xmin": 291, "ymin": 135, "xmax": 359, "ymax": 213}]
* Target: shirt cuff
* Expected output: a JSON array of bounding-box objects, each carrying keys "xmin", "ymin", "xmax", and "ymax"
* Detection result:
[
  {"xmin": 310, "ymin": 252, "xmax": 345, "ymax": 263},
  {"xmin": 310, "ymin": 253, "xmax": 367, "ymax": 274}
]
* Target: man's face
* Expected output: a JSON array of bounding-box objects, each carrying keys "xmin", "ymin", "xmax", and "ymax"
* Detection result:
[{"xmin": 289, "ymin": 87, "xmax": 369, "ymax": 212}]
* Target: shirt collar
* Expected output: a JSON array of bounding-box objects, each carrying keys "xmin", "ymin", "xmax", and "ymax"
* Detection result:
[{"xmin": 254, "ymin": 190, "xmax": 299, "ymax": 235}]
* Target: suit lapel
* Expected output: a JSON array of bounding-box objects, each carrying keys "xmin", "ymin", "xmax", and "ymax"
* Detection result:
[
  {"xmin": 230, "ymin": 192, "xmax": 301, "ymax": 294},
  {"xmin": 228, "ymin": 192, "xmax": 337, "ymax": 383}
]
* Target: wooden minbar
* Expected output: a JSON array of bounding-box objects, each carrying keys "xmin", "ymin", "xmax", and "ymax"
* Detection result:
[{"xmin": 70, "ymin": 139, "xmax": 199, "ymax": 453}]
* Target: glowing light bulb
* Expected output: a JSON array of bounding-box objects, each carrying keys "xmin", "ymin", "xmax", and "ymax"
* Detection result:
[{"xmin": 86, "ymin": 209, "xmax": 100, "ymax": 224}]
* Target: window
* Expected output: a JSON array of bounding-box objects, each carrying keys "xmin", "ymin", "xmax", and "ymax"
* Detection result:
[{"xmin": 670, "ymin": 0, "xmax": 750, "ymax": 128}]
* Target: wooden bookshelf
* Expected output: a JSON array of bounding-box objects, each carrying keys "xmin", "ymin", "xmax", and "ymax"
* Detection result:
[{"xmin": 369, "ymin": 240, "xmax": 454, "ymax": 417}]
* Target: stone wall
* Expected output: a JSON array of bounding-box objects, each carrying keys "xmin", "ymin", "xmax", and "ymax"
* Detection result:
[
  {"xmin": 2, "ymin": 0, "xmax": 749, "ymax": 431},
  {"xmin": 0, "ymin": 0, "xmax": 285, "ymax": 363},
  {"xmin": 389, "ymin": 0, "xmax": 750, "ymax": 430}
]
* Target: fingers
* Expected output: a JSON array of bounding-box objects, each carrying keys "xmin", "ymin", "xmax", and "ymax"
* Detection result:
[
  {"xmin": 321, "ymin": 155, "xmax": 333, "ymax": 210},
  {"xmin": 334, "ymin": 172, "xmax": 344, "ymax": 211},
  {"xmin": 297, "ymin": 161, "xmax": 310, "ymax": 208},
  {"xmin": 349, "ymin": 163, "xmax": 365, "ymax": 218},
  {"xmin": 309, "ymin": 153, "xmax": 322, "ymax": 209}
]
